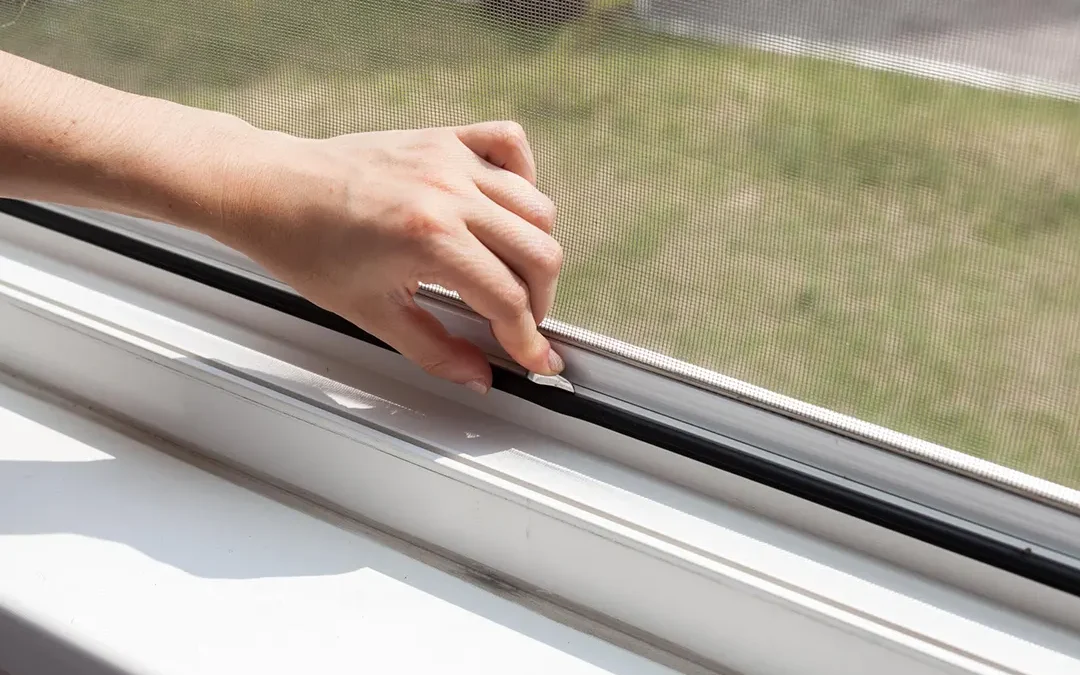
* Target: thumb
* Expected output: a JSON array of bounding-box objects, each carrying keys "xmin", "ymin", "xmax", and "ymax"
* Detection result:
[{"xmin": 357, "ymin": 298, "xmax": 493, "ymax": 392}]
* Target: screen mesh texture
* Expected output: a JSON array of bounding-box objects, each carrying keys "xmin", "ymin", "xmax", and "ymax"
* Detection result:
[{"xmin": 3, "ymin": 0, "xmax": 1079, "ymax": 488}]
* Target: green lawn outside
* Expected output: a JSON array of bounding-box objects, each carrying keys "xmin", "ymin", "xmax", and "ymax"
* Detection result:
[{"xmin": 4, "ymin": 0, "xmax": 1079, "ymax": 485}]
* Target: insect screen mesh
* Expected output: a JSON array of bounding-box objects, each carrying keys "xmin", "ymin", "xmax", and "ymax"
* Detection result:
[{"xmin": 3, "ymin": 0, "xmax": 1079, "ymax": 487}]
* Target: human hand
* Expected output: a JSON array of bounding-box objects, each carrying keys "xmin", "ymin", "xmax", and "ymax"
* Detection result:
[{"xmin": 217, "ymin": 121, "xmax": 563, "ymax": 393}]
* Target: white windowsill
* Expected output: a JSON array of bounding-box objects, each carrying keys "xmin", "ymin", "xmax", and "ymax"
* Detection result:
[
  {"xmin": 2, "ymin": 211, "xmax": 1080, "ymax": 674},
  {"xmin": 0, "ymin": 377, "xmax": 688, "ymax": 675}
]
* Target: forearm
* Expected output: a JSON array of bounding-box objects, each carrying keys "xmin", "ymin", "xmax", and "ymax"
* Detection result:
[
  {"xmin": 0, "ymin": 50, "xmax": 564, "ymax": 383},
  {"xmin": 0, "ymin": 51, "xmax": 257, "ymax": 237}
]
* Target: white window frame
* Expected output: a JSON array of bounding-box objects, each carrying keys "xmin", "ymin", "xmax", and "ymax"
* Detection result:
[
  {"xmin": 15, "ymin": 202, "xmax": 1080, "ymax": 584},
  {"xmin": 35, "ymin": 204, "xmax": 1080, "ymax": 523},
  {"xmin": 2, "ymin": 207, "xmax": 1080, "ymax": 674}
]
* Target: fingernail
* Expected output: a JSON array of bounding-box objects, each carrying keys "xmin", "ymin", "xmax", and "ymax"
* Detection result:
[
  {"xmin": 465, "ymin": 379, "xmax": 489, "ymax": 395},
  {"xmin": 548, "ymin": 348, "xmax": 565, "ymax": 374}
]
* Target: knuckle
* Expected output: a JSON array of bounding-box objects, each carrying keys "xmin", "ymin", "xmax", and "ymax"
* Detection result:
[
  {"xmin": 532, "ymin": 239, "xmax": 563, "ymax": 276},
  {"xmin": 418, "ymin": 170, "xmax": 462, "ymax": 195},
  {"xmin": 398, "ymin": 206, "xmax": 435, "ymax": 240},
  {"xmin": 496, "ymin": 120, "xmax": 528, "ymax": 146},
  {"xmin": 398, "ymin": 205, "xmax": 454, "ymax": 245},
  {"xmin": 533, "ymin": 197, "xmax": 557, "ymax": 230}
]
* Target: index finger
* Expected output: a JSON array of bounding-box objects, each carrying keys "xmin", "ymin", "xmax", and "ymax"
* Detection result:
[
  {"xmin": 455, "ymin": 121, "xmax": 537, "ymax": 185},
  {"xmin": 430, "ymin": 235, "xmax": 562, "ymax": 376}
]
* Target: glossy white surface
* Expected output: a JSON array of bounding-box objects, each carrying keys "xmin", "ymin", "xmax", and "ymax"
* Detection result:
[{"xmin": 0, "ymin": 380, "xmax": 679, "ymax": 675}]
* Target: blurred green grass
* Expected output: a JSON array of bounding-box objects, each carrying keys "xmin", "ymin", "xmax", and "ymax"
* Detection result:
[{"xmin": 4, "ymin": 0, "xmax": 1079, "ymax": 485}]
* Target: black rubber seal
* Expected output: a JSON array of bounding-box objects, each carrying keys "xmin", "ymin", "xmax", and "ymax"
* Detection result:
[{"xmin": 5, "ymin": 198, "xmax": 1079, "ymax": 597}]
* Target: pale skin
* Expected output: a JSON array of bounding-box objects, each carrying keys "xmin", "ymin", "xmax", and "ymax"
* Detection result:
[{"xmin": 0, "ymin": 51, "xmax": 565, "ymax": 394}]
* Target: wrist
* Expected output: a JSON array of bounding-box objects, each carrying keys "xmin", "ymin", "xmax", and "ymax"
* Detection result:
[
  {"xmin": 131, "ymin": 101, "xmax": 267, "ymax": 240},
  {"xmin": 209, "ymin": 127, "xmax": 327, "ymax": 258}
]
